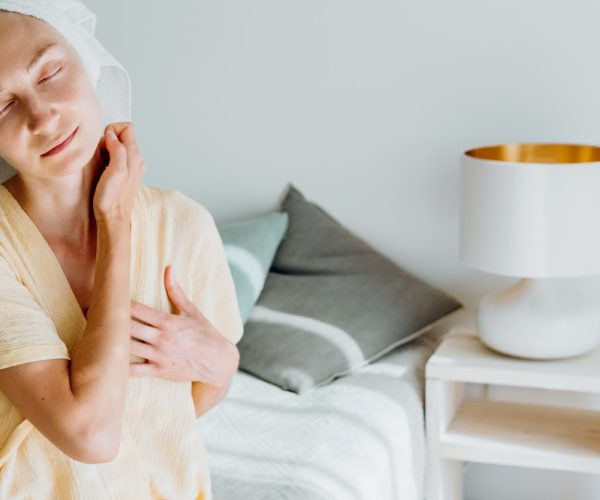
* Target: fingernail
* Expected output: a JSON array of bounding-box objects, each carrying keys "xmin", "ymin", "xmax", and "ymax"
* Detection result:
[{"xmin": 171, "ymin": 266, "xmax": 177, "ymax": 282}]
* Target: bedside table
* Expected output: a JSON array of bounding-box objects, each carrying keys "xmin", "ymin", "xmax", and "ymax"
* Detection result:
[{"xmin": 425, "ymin": 326, "xmax": 600, "ymax": 500}]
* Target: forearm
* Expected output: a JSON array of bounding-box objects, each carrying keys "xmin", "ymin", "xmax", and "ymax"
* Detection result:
[
  {"xmin": 192, "ymin": 339, "xmax": 240, "ymax": 417},
  {"xmin": 192, "ymin": 374, "xmax": 234, "ymax": 418},
  {"xmin": 69, "ymin": 219, "xmax": 132, "ymax": 447}
]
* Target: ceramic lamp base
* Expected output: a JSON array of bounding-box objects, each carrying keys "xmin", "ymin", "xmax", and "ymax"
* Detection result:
[{"xmin": 477, "ymin": 278, "xmax": 600, "ymax": 359}]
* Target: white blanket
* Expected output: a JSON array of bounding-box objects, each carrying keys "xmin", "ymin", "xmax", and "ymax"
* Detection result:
[{"xmin": 200, "ymin": 310, "xmax": 467, "ymax": 500}]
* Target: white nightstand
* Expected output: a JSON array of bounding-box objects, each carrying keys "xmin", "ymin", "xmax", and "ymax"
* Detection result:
[{"xmin": 425, "ymin": 326, "xmax": 600, "ymax": 500}]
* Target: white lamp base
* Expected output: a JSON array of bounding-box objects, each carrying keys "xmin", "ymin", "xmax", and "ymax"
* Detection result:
[{"xmin": 477, "ymin": 278, "xmax": 600, "ymax": 359}]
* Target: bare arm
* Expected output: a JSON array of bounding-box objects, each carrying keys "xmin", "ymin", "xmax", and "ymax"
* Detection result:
[
  {"xmin": 192, "ymin": 337, "xmax": 239, "ymax": 418},
  {"xmin": 0, "ymin": 218, "xmax": 132, "ymax": 464},
  {"xmin": 68, "ymin": 217, "xmax": 131, "ymax": 457},
  {"xmin": 69, "ymin": 122, "xmax": 144, "ymax": 459},
  {"xmin": 192, "ymin": 372, "xmax": 235, "ymax": 418},
  {"xmin": 0, "ymin": 122, "xmax": 144, "ymax": 464}
]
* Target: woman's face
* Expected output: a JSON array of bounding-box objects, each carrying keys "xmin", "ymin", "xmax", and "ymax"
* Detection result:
[{"xmin": 0, "ymin": 12, "xmax": 104, "ymax": 179}]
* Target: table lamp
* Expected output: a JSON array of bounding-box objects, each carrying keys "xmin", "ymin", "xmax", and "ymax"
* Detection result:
[{"xmin": 460, "ymin": 143, "xmax": 600, "ymax": 359}]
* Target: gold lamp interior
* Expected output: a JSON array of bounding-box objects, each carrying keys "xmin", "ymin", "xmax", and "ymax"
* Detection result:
[{"xmin": 464, "ymin": 143, "xmax": 600, "ymax": 164}]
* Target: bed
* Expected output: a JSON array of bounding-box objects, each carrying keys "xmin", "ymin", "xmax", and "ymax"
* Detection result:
[{"xmin": 199, "ymin": 309, "xmax": 467, "ymax": 500}]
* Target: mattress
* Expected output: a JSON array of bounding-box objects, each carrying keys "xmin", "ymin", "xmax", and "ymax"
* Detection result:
[{"xmin": 199, "ymin": 309, "xmax": 467, "ymax": 500}]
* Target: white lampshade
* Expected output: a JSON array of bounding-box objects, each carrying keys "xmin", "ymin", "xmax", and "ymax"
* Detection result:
[{"xmin": 460, "ymin": 143, "xmax": 600, "ymax": 278}]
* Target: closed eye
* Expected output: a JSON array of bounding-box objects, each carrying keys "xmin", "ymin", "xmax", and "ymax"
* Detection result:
[
  {"xmin": 0, "ymin": 67, "xmax": 64, "ymax": 118},
  {"xmin": 0, "ymin": 102, "xmax": 13, "ymax": 117},
  {"xmin": 39, "ymin": 67, "xmax": 63, "ymax": 84}
]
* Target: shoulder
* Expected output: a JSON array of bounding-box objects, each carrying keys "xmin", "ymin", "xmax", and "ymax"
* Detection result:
[
  {"xmin": 134, "ymin": 185, "xmax": 218, "ymax": 247},
  {"xmin": 135, "ymin": 184, "xmax": 214, "ymax": 223}
]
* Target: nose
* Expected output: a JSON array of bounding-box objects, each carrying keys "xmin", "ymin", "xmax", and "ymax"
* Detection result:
[{"xmin": 26, "ymin": 95, "xmax": 60, "ymax": 137}]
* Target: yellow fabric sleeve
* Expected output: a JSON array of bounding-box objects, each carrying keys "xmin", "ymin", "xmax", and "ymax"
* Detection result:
[
  {"xmin": 174, "ymin": 192, "xmax": 244, "ymax": 345},
  {"xmin": 0, "ymin": 255, "xmax": 70, "ymax": 369}
]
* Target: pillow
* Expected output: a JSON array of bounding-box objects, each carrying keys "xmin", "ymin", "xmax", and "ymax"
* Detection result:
[
  {"xmin": 216, "ymin": 212, "xmax": 289, "ymax": 324},
  {"xmin": 236, "ymin": 184, "xmax": 463, "ymax": 394}
]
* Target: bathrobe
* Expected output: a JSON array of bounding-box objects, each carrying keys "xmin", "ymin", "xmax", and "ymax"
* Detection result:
[{"xmin": 0, "ymin": 183, "xmax": 243, "ymax": 499}]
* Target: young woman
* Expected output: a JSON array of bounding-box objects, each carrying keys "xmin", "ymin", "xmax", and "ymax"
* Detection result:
[{"xmin": 0, "ymin": 9, "xmax": 242, "ymax": 500}]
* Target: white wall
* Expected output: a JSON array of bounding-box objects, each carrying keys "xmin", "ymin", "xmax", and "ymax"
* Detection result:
[
  {"xmin": 84, "ymin": 0, "xmax": 600, "ymax": 305},
  {"xmin": 66, "ymin": 1, "xmax": 600, "ymax": 497}
]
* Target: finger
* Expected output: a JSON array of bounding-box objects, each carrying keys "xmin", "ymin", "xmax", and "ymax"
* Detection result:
[
  {"xmin": 131, "ymin": 319, "xmax": 161, "ymax": 346},
  {"xmin": 130, "ymin": 338, "xmax": 162, "ymax": 363},
  {"xmin": 105, "ymin": 121, "xmax": 131, "ymax": 139},
  {"xmin": 117, "ymin": 123, "xmax": 140, "ymax": 155},
  {"xmin": 131, "ymin": 300, "xmax": 171, "ymax": 329},
  {"xmin": 104, "ymin": 129, "xmax": 127, "ymax": 172},
  {"xmin": 164, "ymin": 265, "xmax": 197, "ymax": 317},
  {"xmin": 129, "ymin": 361, "xmax": 159, "ymax": 378},
  {"xmin": 111, "ymin": 123, "xmax": 142, "ymax": 170}
]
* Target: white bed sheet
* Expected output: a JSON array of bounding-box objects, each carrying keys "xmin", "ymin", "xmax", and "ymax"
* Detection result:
[{"xmin": 199, "ymin": 310, "xmax": 467, "ymax": 500}]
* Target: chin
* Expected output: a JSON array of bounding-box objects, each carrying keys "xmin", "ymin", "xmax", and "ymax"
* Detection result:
[{"xmin": 42, "ymin": 129, "xmax": 99, "ymax": 175}]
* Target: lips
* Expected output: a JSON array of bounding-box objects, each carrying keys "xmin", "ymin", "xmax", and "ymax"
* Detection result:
[{"xmin": 41, "ymin": 127, "xmax": 78, "ymax": 157}]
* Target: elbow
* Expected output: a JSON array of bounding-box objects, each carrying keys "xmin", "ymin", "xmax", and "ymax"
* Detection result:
[
  {"xmin": 79, "ymin": 433, "xmax": 120, "ymax": 464},
  {"xmin": 81, "ymin": 440, "xmax": 120, "ymax": 464},
  {"xmin": 74, "ymin": 423, "xmax": 121, "ymax": 464}
]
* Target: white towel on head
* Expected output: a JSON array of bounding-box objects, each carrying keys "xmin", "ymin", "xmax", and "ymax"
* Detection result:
[{"xmin": 0, "ymin": 0, "xmax": 131, "ymax": 181}]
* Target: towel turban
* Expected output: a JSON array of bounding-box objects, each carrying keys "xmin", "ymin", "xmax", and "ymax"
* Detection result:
[{"xmin": 0, "ymin": 0, "xmax": 131, "ymax": 181}]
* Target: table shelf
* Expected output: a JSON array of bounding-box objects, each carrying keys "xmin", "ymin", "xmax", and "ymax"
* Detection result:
[
  {"xmin": 440, "ymin": 398, "xmax": 600, "ymax": 474},
  {"xmin": 425, "ymin": 328, "xmax": 600, "ymax": 500},
  {"xmin": 426, "ymin": 331, "xmax": 600, "ymax": 394}
]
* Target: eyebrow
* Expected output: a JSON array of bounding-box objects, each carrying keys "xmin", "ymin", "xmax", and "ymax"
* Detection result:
[
  {"xmin": 27, "ymin": 42, "xmax": 59, "ymax": 73},
  {"xmin": 0, "ymin": 42, "xmax": 59, "ymax": 93}
]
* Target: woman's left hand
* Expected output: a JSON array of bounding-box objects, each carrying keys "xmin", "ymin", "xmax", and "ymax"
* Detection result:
[{"xmin": 129, "ymin": 265, "xmax": 240, "ymax": 386}]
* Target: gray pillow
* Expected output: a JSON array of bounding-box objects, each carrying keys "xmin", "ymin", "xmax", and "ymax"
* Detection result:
[
  {"xmin": 217, "ymin": 212, "xmax": 289, "ymax": 324},
  {"xmin": 237, "ymin": 184, "xmax": 463, "ymax": 394}
]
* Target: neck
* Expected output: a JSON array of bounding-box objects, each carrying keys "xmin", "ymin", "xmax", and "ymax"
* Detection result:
[{"xmin": 3, "ymin": 146, "xmax": 105, "ymax": 248}]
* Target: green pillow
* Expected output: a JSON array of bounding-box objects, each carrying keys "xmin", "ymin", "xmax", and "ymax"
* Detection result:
[{"xmin": 217, "ymin": 212, "xmax": 289, "ymax": 323}]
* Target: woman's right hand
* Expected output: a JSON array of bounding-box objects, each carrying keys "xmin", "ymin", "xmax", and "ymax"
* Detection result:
[{"xmin": 93, "ymin": 122, "xmax": 146, "ymax": 223}]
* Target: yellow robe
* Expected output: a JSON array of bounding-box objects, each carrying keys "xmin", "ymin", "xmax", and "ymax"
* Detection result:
[{"xmin": 0, "ymin": 184, "xmax": 243, "ymax": 499}]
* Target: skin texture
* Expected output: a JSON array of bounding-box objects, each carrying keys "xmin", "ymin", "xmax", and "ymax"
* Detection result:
[
  {"xmin": 0, "ymin": 12, "xmax": 105, "ymax": 203},
  {"xmin": 0, "ymin": 11, "xmax": 143, "ymax": 464},
  {"xmin": 0, "ymin": 12, "xmax": 238, "ymax": 461},
  {"xmin": 0, "ymin": 11, "xmax": 105, "ymax": 312},
  {"xmin": 133, "ymin": 264, "xmax": 240, "ymax": 418}
]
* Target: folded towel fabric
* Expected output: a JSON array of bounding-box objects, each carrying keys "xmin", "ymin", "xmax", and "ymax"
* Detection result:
[{"xmin": 0, "ymin": 0, "xmax": 131, "ymax": 181}]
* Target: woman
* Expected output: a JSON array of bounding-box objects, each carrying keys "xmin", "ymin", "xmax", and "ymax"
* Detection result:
[{"xmin": 0, "ymin": 7, "xmax": 242, "ymax": 500}]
